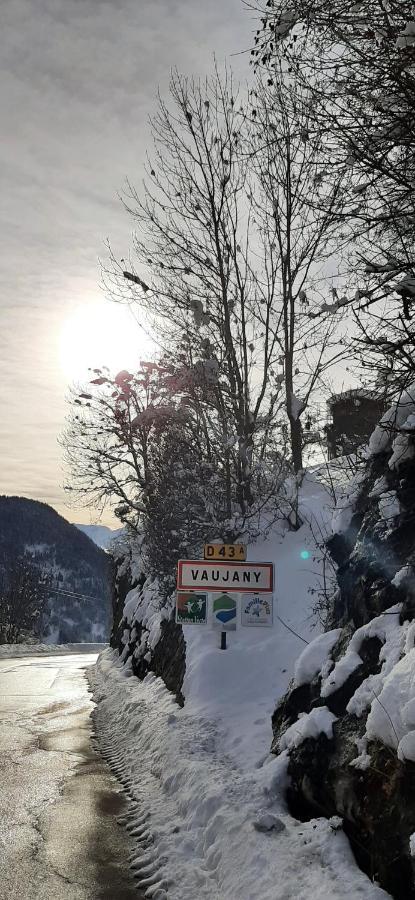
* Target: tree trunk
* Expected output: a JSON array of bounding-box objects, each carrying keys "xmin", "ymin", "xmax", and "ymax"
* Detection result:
[{"xmin": 289, "ymin": 415, "xmax": 303, "ymax": 474}]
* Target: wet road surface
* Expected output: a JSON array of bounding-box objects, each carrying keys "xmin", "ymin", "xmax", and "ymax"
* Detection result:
[{"xmin": 0, "ymin": 651, "xmax": 139, "ymax": 900}]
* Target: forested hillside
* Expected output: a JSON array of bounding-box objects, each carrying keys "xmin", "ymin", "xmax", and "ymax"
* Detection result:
[{"xmin": 0, "ymin": 496, "xmax": 111, "ymax": 643}]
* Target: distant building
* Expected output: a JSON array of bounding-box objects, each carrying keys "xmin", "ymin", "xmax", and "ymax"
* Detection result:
[{"xmin": 325, "ymin": 389, "xmax": 387, "ymax": 459}]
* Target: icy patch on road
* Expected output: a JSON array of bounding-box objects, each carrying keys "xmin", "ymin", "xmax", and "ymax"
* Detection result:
[{"xmin": 92, "ymin": 649, "xmax": 389, "ymax": 900}]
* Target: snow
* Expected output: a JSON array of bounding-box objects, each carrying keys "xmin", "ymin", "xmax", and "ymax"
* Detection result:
[
  {"xmin": 389, "ymin": 416, "xmax": 415, "ymax": 470},
  {"xmin": 178, "ymin": 473, "xmax": 336, "ymax": 768},
  {"xmin": 397, "ymin": 21, "xmax": 415, "ymax": 48},
  {"xmin": 365, "ymin": 648, "xmax": 415, "ymax": 761},
  {"xmin": 319, "ymin": 294, "xmax": 349, "ymax": 314},
  {"xmin": 369, "ymin": 476, "xmax": 389, "ymax": 498},
  {"xmin": 305, "ymin": 602, "xmax": 415, "ymax": 768},
  {"xmin": 123, "ymin": 578, "xmax": 165, "ymax": 656},
  {"xmin": 293, "ymin": 628, "xmax": 342, "ymax": 687},
  {"xmin": 25, "ymin": 542, "xmax": 49, "ymax": 554},
  {"xmin": 332, "ymin": 471, "xmax": 365, "ymax": 534},
  {"xmin": 92, "ymin": 651, "xmax": 388, "ymax": 900},
  {"xmin": 89, "ymin": 468, "xmax": 393, "ymax": 897},
  {"xmin": 90, "ymin": 476, "xmax": 394, "ymax": 900},
  {"xmin": 278, "ymin": 707, "xmax": 338, "ymax": 752},
  {"xmin": 321, "ymin": 649, "xmax": 363, "ymax": 698},
  {"xmin": 378, "ymin": 490, "xmax": 400, "ymax": 521},
  {"xmin": 0, "ymin": 642, "xmax": 106, "ymax": 658},
  {"xmin": 368, "ymin": 383, "xmax": 415, "ymax": 458},
  {"xmin": 321, "ymin": 605, "xmax": 402, "ymax": 701},
  {"xmin": 392, "ymin": 565, "xmax": 412, "ymax": 587},
  {"xmin": 350, "ymin": 736, "xmax": 372, "ymax": 771}
]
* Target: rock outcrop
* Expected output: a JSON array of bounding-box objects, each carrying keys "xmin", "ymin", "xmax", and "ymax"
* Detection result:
[
  {"xmin": 111, "ymin": 551, "xmax": 185, "ymax": 704},
  {"xmin": 271, "ymin": 392, "xmax": 415, "ymax": 900}
]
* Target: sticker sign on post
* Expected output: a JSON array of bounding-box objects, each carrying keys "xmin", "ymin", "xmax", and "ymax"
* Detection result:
[
  {"xmin": 241, "ymin": 593, "xmax": 273, "ymax": 627},
  {"xmin": 211, "ymin": 593, "xmax": 237, "ymax": 631},
  {"xmin": 176, "ymin": 592, "xmax": 208, "ymax": 625},
  {"xmin": 177, "ymin": 560, "xmax": 274, "ymax": 593}
]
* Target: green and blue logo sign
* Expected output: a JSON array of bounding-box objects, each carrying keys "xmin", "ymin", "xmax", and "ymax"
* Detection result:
[{"xmin": 212, "ymin": 593, "xmax": 237, "ymax": 631}]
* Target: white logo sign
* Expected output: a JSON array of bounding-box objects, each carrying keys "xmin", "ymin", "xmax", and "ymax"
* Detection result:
[{"xmin": 241, "ymin": 593, "xmax": 273, "ymax": 627}]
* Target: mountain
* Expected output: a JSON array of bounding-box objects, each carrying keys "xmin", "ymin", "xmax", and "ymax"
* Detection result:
[
  {"xmin": 75, "ymin": 523, "xmax": 124, "ymax": 550},
  {"xmin": 0, "ymin": 496, "xmax": 112, "ymax": 643}
]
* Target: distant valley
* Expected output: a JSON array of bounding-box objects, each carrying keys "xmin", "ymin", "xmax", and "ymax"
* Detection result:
[
  {"xmin": 0, "ymin": 496, "xmax": 112, "ymax": 644},
  {"xmin": 75, "ymin": 523, "xmax": 124, "ymax": 550}
]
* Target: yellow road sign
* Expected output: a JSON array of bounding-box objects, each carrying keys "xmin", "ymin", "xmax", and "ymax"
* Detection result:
[{"xmin": 203, "ymin": 543, "xmax": 246, "ymax": 561}]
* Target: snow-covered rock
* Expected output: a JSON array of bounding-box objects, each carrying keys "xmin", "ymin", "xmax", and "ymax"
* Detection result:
[
  {"xmin": 271, "ymin": 415, "xmax": 415, "ymax": 898},
  {"xmin": 293, "ymin": 628, "xmax": 342, "ymax": 687},
  {"xmin": 279, "ymin": 706, "xmax": 338, "ymax": 751}
]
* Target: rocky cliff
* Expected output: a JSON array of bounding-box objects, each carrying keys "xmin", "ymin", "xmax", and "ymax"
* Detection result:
[
  {"xmin": 271, "ymin": 387, "xmax": 415, "ymax": 899},
  {"xmin": 110, "ymin": 548, "xmax": 185, "ymax": 704}
]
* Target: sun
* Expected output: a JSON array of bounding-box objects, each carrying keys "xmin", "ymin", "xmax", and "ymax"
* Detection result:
[{"xmin": 59, "ymin": 301, "xmax": 154, "ymax": 384}]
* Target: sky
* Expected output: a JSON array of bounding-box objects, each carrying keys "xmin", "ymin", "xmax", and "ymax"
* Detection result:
[{"xmin": 0, "ymin": 0, "xmax": 254, "ymax": 527}]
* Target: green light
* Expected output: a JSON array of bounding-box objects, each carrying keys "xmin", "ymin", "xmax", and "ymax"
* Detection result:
[{"xmin": 300, "ymin": 550, "xmax": 310, "ymax": 560}]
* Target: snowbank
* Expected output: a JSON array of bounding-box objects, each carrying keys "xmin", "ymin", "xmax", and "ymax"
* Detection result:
[
  {"xmin": 320, "ymin": 605, "xmax": 402, "ymax": 700},
  {"xmin": 368, "ymin": 383, "xmax": 415, "ymax": 467},
  {"xmin": 366, "ymin": 647, "xmax": 415, "ymax": 761},
  {"xmin": 0, "ymin": 642, "xmax": 107, "ymax": 658},
  {"xmin": 118, "ymin": 473, "xmax": 337, "ymax": 767},
  {"xmin": 284, "ymin": 601, "xmax": 415, "ymax": 768},
  {"xmin": 91, "ymin": 468, "xmax": 394, "ymax": 897},
  {"xmin": 332, "ymin": 471, "xmax": 365, "ymax": 534},
  {"xmin": 93, "ymin": 650, "xmax": 388, "ymax": 900}
]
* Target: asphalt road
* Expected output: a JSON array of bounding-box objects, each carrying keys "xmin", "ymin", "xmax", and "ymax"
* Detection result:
[{"xmin": 0, "ymin": 651, "xmax": 138, "ymax": 900}]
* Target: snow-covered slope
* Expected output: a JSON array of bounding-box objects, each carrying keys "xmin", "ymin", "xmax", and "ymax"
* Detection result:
[
  {"xmin": 180, "ymin": 474, "xmax": 333, "ymax": 767},
  {"xmin": 0, "ymin": 496, "xmax": 112, "ymax": 643},
  {"xmin": 90, "ymin": 472, "xmax": 389, "ymax": 898}
]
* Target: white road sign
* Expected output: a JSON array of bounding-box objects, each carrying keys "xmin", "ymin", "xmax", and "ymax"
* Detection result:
[
  {"xmin": 177, "ymin": 560, "xmax": 274, "ymax": 593},
  {"xmin": 241, "ymin": 593, "xmax": 273, "ymax": 627}
]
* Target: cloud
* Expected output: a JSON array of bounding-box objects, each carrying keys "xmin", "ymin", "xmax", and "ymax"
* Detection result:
[{"xmin": 0, "ymin": 0, "xmax": 252, "ymax": 522}]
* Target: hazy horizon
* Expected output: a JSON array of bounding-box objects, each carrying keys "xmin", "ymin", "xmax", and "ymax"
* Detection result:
[{"xmin": 1, "ymin": 0, "xmax": 253, "ymax": 527}]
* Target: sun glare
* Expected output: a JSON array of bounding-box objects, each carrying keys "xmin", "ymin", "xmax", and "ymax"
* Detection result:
[{"xmin": 59, "ymin": 302, "xmax": 154, "ymax": 384}]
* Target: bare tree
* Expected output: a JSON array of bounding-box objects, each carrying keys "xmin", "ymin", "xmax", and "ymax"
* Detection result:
[
  {"xmin": 0, "ymin": 556, "xmax": 50, "ymax": 644},
  {"xmin": 105, "ymin": 66, "xmax": 349, "ymax": 482},
  {"xmin": 251, "ymin": 67, "xmax": 351, "ymax": 470},
  {"xmin": 63, "ymin": 350, "xmax": 289, "ymax": 543},
  {"xmin": 62, "ymin": 364, "xmax": 166, "ymax": 528},
  {"xmin": 251, "ymin": 0, "xmax": 415, "ymax": 395}
]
